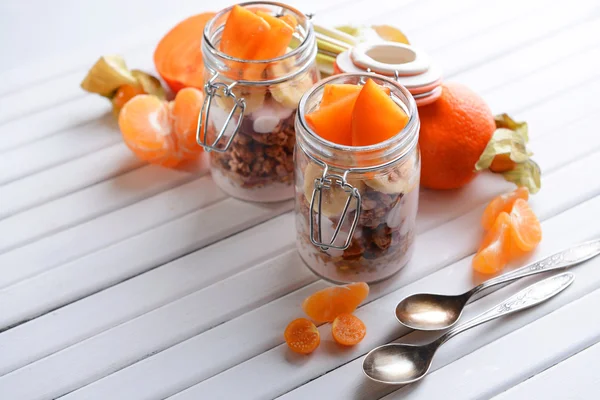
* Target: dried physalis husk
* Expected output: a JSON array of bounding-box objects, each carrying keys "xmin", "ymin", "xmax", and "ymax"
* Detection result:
[
  {"xmin": 475, "ymin": 113, "xmax": 541, "ymax": 193},
  {"xmin": 81, "ymin": 55, "xmax": 165, "ymax": 116}
]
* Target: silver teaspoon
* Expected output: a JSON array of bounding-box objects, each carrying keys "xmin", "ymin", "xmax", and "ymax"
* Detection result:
[
  {"xmin": 363, "ymin": 272, "xmax": 574, "ymax": 385},
  {"xmin": 396, "ymin": 238, "xmax": 600, "ymax": 331}
]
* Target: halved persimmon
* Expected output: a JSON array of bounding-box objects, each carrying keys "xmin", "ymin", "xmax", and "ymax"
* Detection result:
[
  {"xmin": 481, "ymin": 187, "xmax": 529, "ymax": 231},
  {"xmin": 510, "ymin": 198, "xmax": 542, "ymax": 252},
  {"xmin": 351, "ymin": 79, "xmax": 409, "ymax": 146},
  {"xmin": 302, "ymin": 282, "xmax": 369, "ymax": 323},
  {"xmin": 472, "ymin": 212, "xmax": 511, "ymax": 274},
  {"xmin": 284, "ymin": 318, "xmax": 320, "ymax": 354}
]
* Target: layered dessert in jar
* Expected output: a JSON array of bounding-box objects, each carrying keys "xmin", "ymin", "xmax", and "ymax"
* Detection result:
[
  {"xmin": 200, "ymin": 2, "xmax": 319, "ymax": 202},
  {"xmin": 294, "ymin": 74, "xmax": 420, "ymax": 283}
]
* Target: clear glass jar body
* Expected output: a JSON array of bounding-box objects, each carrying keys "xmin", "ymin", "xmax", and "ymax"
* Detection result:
[
  {"xmin": 294, "ymin": 74, "xmax": 420, "ymax": 284},
  {"xmin": 200, "ymin": 2, "xmax": 319, "ymax": 202}
]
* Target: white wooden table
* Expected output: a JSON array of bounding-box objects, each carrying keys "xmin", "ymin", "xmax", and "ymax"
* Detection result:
[{"xmin": 1, "ymin": 0, "xmax": 600, "ymax": 398}]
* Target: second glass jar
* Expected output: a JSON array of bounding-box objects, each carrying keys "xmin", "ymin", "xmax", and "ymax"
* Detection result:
[
  {"xmin": 294, "ymin": 73, "xmax": 421, "ymax": 284},
  {"xmin": 199, "ymin": 2, "xmax": 319, "ymax": 202}
]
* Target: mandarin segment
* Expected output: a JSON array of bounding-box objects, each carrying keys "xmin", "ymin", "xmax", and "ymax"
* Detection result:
[
  {"xmin": 284, "ymin": 318, "xmax": 320, "ymax": 354},
  {"xmin": 481, "ymin": 187, "xmax": 529, "ymax": 230},
  {"xmin": 172, "ymin": 87, "xmax": 205, "ymax": 157},
  {"xmin": 118, "ymin": 95, "xmax": 183, "ymax": 167},
  {"xmin": 510, "ymin": 198, "xmax": 542, "ymax": 252},
  {"xmin": 332, "ymin": 313, "xmax": 366, "ymax": 346},
  {"xmin": 302, "ymin": 282, "xmax": 369, "ymax": 323},
  {"xmin": 473, "ymin": 212, "xmax": 511, "ymax": 274}
]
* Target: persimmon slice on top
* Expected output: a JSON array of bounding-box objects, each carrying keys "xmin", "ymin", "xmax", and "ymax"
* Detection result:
[
  {"xmin": 220, "ymin": 5, "xmax": 270, "ymax": 61},
  {"xmin": 284, "ymin": 318, "xmax": 320, "ymax": 354},
  {"xmin": 510, "ymin": 198, "xmax": 542, "ymax": 252},
  {"xmin": 302, "ymin": 282, "xmax": 369, "ymax": 323},
  {"xmin": 472, "ymin": 212, "xmax": 511, "ymax": 274},
  {"xmin": 320, "ymin": 84, "xmax": 391, "ymax": 108},
  {"xmin": 305, "ymin": 93, "xmax": 358, "ymax": 146},
  {"xmin": 481, "ymin": 187, "xmax": 529, "ymax": 230},
  {"xmin": 351, "ymin": 79, "xmax": 409, "ymax": 146}
]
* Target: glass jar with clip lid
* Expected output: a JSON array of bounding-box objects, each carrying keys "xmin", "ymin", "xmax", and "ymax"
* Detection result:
[
  {"xmin": 294, "ymin": 73, "xmax": 420, "ymax": 284},
  {"xmin": 198, "ymin": 2, "xmax": 319, "ymax": 202}
]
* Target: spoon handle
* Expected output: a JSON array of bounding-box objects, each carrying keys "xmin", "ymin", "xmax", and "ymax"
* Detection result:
[
  {"xmin": 439, "ymin": 272, "xmax": 574, "ymax": 345},
  {"xmin": 471, "ymin": 239, "xmax": 600, "ymax": 296}
]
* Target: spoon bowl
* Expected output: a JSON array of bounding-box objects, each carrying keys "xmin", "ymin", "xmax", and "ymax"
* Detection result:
[
  {"xmin": 395, "ymin": 293, "xmax": 469, "ymax": 331},
  {"xmin": 363, "ymin": 342, "xmax": 436, "ymax": 384}
]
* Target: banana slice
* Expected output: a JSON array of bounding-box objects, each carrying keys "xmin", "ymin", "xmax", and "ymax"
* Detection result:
[
  {"xmin": 268, "ymin": 66, "xmax": 315, "ymax": 109},
  {"xmin": 303, "ymin": 163, "xmax": 364, "ymax": 218},
  {"xmin": 365, "ymin": 156, "xmax": 418, "ymax": 194},
  {"xmin": 214, "ymin": 85, "xmax": 266, "ymax": 114}
]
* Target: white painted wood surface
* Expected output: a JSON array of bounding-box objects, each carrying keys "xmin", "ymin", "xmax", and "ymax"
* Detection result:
[{"xmin": 1, "ymin": 0, "xmax": 599, "ymax": 399}]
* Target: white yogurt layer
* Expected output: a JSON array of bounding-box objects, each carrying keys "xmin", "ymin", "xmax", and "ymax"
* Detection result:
[{"xmin": 211, "ymin": 168, "xmax": 294, "ymax": 203}]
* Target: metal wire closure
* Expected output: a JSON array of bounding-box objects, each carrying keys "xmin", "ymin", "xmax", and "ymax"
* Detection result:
[
  {"xmin": 196, "ymin": 72, "xmax": 246, "ymax": 153},
  {"xmin": 308, "ymin": 162, "xmax": 361, "ymax": 251}
]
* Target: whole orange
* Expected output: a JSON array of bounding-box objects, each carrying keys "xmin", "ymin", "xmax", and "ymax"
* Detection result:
[{"xmin": 418, "ymin": 82, "xmax": 495, "ymax": 190}]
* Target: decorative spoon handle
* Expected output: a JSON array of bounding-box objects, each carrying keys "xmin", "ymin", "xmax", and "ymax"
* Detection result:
[
  {"xmin": 439, "ymin": 272, "xmax": 574, "ymax": 344},
  {"xmin": 471, "ymin": 239, "xmax": 600, "ymax": 296}
]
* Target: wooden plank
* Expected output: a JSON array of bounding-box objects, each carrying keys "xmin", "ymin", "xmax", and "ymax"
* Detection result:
[
  {"xmin": 0, "ymin": 164, "xmax": 196, "ymax": 253},
  {"xmin": 0, "ymin": 144, "xmax": 143, "ymax": 219},
  {"xmin": 0, "ymin": 172, "xmax": 221, "ymax": 289},
  {"xmin": 0, "ymin": 196, "xmax": 292, "ymax": 331},
  {"xmin": 493, "ymin": 342, "xmax": 600, "ymax": 400},
  {"xmin": 284, "ymin": 250, "xmax": 600, "ymax": 400},
  {"xmin": 0, "ymin": 213, "xmax": 295, "ymax": 376},
  {"xmin": 56, "ymin": 145, "xmax": 600, "ymax": 399},
  {"xmin": 165, "ymin": 195, "xmax": 600, "ymax": 400}
]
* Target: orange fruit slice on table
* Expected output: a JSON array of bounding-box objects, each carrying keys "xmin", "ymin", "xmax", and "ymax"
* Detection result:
[
  {"xmin": 320, "ymin": 84, "xmax": 390, "ymax": 108},
  {"xmin": 302, "ymin": 282, "xmax": 369, "ymax": 323},
  {"xmin": 172, "ymin": 87, "xmax": 205, "ymax": 158},
  {"xmin": 284, "ymin": 318, "xmax": 320, "ymax": 354},
  {"xmin": 119, "ymin": 95, "xmax": 180, "ymax": 167},
  {"xmin": 481, "ymin": 187, "xmax": 529, "ymax": 231},
  {"xmin": 351, "ymin": 79, "xmax": 409, "ymax": 146},
  {"xmin": 154, "ymin": 13, "xmax": 216, "ymax": 92},
  {"xmin": 510, "ymin": 198, "xmax": 542, "ymax": 252},
  {"xmin": 305, "ymin": 92, "xmax": 358, "ymax": 146},
  {"xmin": 472, "ymin": 212, "xmax": 511, "ymax": 274},
  {"xmin": 332, "ymin": 313, "xmax": 367, "ymax": 346}
]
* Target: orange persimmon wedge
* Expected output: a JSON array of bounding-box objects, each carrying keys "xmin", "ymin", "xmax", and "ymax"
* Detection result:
[
  {"xmin": 351, "ymin": 79, "xmax": 409, "ymax": 146},
  {"xmin": 220, "ymin": 5, "xmax": 270, "ymax": 61},
  {"xmin": 280, "ymin": 14, "xmax": 298, "ymax": 30},
  {"xmin": 320, "ymin": 84, "xmax": 390, "ymax": 108},
  {"xmin": 332, "ymin": 313, "xmax": 367, "ymax": 346},
  {"xmin": 472, "ymin": 212, "xmax": 511, "ymax": 274},
  {"xmin": 510, "ymin": 198, "xmax": 542, "ymax": 252},
  {"xmin": 305, "ymin": 93, "xmax": 358, "ymax": 146},
  {"xmin": 481, "ymin": 187, "xmax": 529, "ymax": 231},
  {"xmin": 284, "ymin": 318, "xmax": 320, "ymax": 354},
  {"xmin": 302, "ymin": 282, "xmax": 369, "ymax": 323},
  {"xmin": 243, "ymin": 11, "xmax": 295, "ymax": 80},
  {"xmin": 154, "ymin": 13, "xmax": 216, "ymax": 92},
  {"xmin": 172, "ymin": 87, "xmax": 204, "ymax": 157}
]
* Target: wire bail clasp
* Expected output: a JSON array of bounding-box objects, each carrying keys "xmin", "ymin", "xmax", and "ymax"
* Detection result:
[
  {"xmin": 196, "ymin": 72, "xmax": 246, "ymax": 153},
  {"xmin": 309, "ymin": 164, "xmax": 362, "ymax": 251}
]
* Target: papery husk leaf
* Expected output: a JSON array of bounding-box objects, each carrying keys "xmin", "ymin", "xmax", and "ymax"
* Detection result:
[
  {"xmin": 131, "ymin": 70, "xmax": 166, "ymax": 100},
  {"xmin": 475, "ymin": 128, "xmax": 530, "ymax": 171},
  {"xmin": 494, "ymin": 113, "xmax": 528, "ymax": 142},
  {"xmin": 81, "ymin": 55, "xmax": 137, "ymax": 97},
  {"xmin": 502, "ymin": 160, "xmax": 541, "ymax": 194}
]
